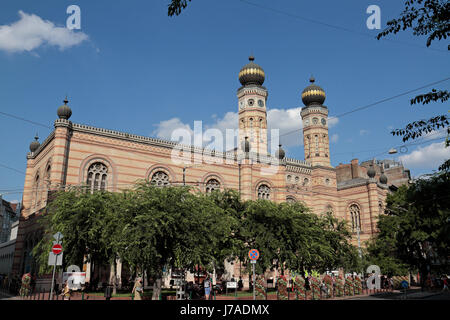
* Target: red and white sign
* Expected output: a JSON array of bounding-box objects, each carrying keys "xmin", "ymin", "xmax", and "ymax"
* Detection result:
[
  {"xmin": 52, "ymin": 244, "xmax": 63, "ymax": 255},
  {"xmin": 248, "ymin": 249, "xmax": 259, "ymax": 261}
]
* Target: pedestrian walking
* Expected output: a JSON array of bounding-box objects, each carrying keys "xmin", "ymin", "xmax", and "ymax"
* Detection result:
[
  {"xmin": 132, "ymin": 277, "xmax": 143, "ymax": 300},
  {"xmin": 442, "ymin": 276, "xmax": 449, "ymax": 292},
  {"xmin": 61, "ymin": 280, "xmax": 71, "ymax": 300},
  {"xmin": 204, "ymin": 274, "xmax": 212, "ymax": 300}
]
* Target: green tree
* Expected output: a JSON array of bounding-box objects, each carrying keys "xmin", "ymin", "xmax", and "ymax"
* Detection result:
[
  {"xmin": 367, "ymin": 172, "xmax": 450, "ymax": 285},
  {"xmin": 377, "ymin": 0, "xmax": 449, "ymax": 166},
  {"xmin": 116, "ymin": 182, "xmax": 238, "ymax": 299},
  {"xmin": 33, "ymin": 188, "xmax": 119, "ymax": 275}
]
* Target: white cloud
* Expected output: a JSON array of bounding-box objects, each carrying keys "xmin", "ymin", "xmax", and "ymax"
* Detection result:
[
  {"xmin": 422, "ymin": 128, "xmax": 448, "ymax": 140},
  {"xmin": 152, "ymin": 107, "xmax": 340, "ymax": 150},
  {"xmin": 267, "ymin": 107, "xmax": 303, "ymax": 147},
  {"xmin": 0, "ymin": 11, "xmax": 88, "ymax": 53},
  {"xmin": 153, "ymin": 118, "xmax": 193, "ymax": 139},
  {"xmin": 398, "ymin": 142, "xmax": 450, "ymax": 170}
]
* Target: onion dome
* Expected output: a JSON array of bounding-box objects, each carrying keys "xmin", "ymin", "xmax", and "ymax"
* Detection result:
[
  {"xmin": 57, "ymin": 97, "xmax": 72, "ymax": 120},
  {"xmin": 29, "ymin": 134, "xmax": 40, "ymax": 153},
  {"xmin": 301, "ymin": 76, "xmax": 326, "ymax": 106},
  {"xmin": 275, "ymin": 144, "xmax": 285, "ymax": 160},
  {"xmin": 239, "ymin": 56, "xmax": 265, "ymax": 86},
  {"xmin": 241, "ymin": 136, "xmax": 250, "ymax": 153},
  {"xmin": 367, "ymin": 161, "xmax": 376, "ymax": 178},
  {"xmin": 379, "ymin": 165, "xmax": 388, "ymax": 184}
]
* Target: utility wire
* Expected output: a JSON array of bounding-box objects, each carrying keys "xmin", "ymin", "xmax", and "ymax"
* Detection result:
[
  {"xmin": 0, "ymin": 111, "xmax": 52, "ymax": 129},
  {"xmin": 279, "ymin": 76, "xmax": 450, "ymax": 139},
  {"xmin": 238, "ymin": 0, "xmax": 448, "ymax": 54}
]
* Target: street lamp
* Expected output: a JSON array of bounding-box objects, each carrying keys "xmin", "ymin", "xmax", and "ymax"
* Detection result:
[
  {"xmin": 388, "ymin": 148, "xmax": 398, "ymax": 154},
  {"xmin": 183, "ymin": 164, "xmax": 201, "ymax": 186}
]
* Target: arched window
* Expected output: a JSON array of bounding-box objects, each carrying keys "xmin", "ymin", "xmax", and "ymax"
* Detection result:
[
  {"xmin": 151, "ymin": 171, "xmax": 170, "ymax": 187},
  {"xmin": 257, "ymin": 184, "xmax": 270, "ymax": 200},
  {"xmin": 303, "ymin": 178, "xmax": 309, "ymax": 186},
  {"xmin": 87, "ymin": 162, "xmax": 108, "ymax": 192},
  {"xmin": 326, "ymin": 205, "xmax": 334, "ymax": 214},
  {"xmin": 349, "ymin": 204, "xmax": 361, "ymax": 232},
  {"xmin": 45, "ymin": 165, "xmax": 51, "ymax": 188},
  {"xmin": 205, "ymin": 179, "xmax": 220, "ymax": 193},
  {"xmin": 34, "ymin": 174, "xmax": 40, "ymax": 206},
  {"xmin": 286, "ymin": 196, "xmax": 296, "ymax": 203}
]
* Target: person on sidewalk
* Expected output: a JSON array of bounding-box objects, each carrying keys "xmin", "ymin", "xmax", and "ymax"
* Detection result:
[
  {"xmin": 204, "ymin": 274, "xmax": 212, "ymax": 300},
  {"xmin": 132, "ymin": 277, "xmax": 143, "ymax": 300},
  {"xmin": 442, "ymin": 276, "xmax": 449, "ymax": 292},
  {"xmin": 61, "ymin": 281, "xmax": 71, "ymax": 300}
]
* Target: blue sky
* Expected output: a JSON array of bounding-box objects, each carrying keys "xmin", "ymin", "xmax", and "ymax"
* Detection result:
[{"xmin": 0, "ymin": 0, "xmax": 449, "ymax": 202}]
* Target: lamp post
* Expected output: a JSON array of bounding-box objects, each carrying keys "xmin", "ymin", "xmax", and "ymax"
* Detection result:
[{"xmin": 183, "ymin": 164, "xmax": 201, "ymax": 186}]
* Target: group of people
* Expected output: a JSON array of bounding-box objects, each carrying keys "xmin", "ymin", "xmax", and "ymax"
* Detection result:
[{"xmin": 424, "ymin": 274, "xmax": 450, "ymax": 291}]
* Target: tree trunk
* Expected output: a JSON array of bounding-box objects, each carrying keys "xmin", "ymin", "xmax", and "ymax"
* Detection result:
[
  {"xmin": 152, "ymin": 278, "xmax": 162, "ymax": 300},
  {"xmin": 111, "ymin": 260, "xmax": 117, "ymax": 295}
]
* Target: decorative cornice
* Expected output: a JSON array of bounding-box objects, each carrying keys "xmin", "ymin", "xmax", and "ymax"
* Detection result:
[
  {"xmin": 311, "ymin": 165, "xmax": 336, "ymax": 172},
  {"xmin": 300, "ymin": 105, "xmax": 329, "ymax": 117},
  {"xmin": 285, "ymin": 165, "xmax": 312, "ymax": 175},
  {"xmin": 28, "ymin": 121, "xmax": 317, "ymax": 169},
  {"xmin": 237, "ymin": 85, "xmax": 268, "ymax": 98}
]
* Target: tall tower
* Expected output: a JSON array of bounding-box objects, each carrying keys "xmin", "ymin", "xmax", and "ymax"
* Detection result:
[
  {"xmin": 300, "ymin": 77, "xmax": 331, "ymax": 167},
  {"xmin": 237, "ymin": 56, "xmax": 268, "ymax": 155}
]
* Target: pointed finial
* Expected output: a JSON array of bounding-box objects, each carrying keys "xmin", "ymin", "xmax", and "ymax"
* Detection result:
[
  {"xmin": 34, "ymin": 133, "xmax": 39, "ymax": 141},
  {"xmin": 309, "ymin": 75, "xmax": 315, "ymax": 83},
  {"xmin": 249, "ymin": 55, "xmax": 255, "ymax": 61},
  {"xmin": 64, "ymin": 96, "xmax": 69, "ymax": 105}
]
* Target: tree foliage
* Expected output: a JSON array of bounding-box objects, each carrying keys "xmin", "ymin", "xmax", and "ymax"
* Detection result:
[
  {"xmin": 366, "ymin": 171, "xmax": 450, "ymax": 279},
  {"xmin": 168, "ymin": 0, "xmax": 192, "ymax": 16},
  {"xmin": 377, "ymin": 0, "xmax": 449, "ymax": 48},
  {"xmin": 32, "ymin": 188, "xmax": 120, "ymax": 274},
  {"xmin": 378, "ymin": 0, "xmax": 449, "ymax": 149},
  {"xmin": 33, "ymin": 183, "xmax": 363, "ymax": 287}
]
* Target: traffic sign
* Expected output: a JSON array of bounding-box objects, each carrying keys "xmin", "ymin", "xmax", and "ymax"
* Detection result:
[
  {"xmin": 248, "ymin": 249, "xmax": 259, "ymax": 261},
  {"xmin": 48, "ymin": 252, "xmax": 63, "ymax": 266},
  {"xmin": 52, "ymin": 244, "xmax": 63, "ymax": 255},
  {"xmin": 53, "ymin": 232, "xmax": 63, "ymax": 241},
  {"xmin": 401, "ymin": 280, "xmax": 409, "ymax": 289}
]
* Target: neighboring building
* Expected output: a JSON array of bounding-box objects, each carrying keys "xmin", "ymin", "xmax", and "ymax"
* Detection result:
[
  {"xmin": 0, "ymin": 197, "xmax": 20, "ymax": 276},
  {"xmin": 12, "ymin": 56, "xmax": 408, "ymax": 287},
  {"xmin": 360, "ymin": 159, "xmax": 411, "ymax": 189},
  {"xmin": 0, "ymin": 197, "xmax": 20, "ymax": 244}
]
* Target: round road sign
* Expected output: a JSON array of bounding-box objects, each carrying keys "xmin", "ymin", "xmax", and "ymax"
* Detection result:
[
  {"xmin": 248, "ymin": 249, "xmax": 259, "ymax": 261},
  {"xmin": 52, "ymin": 244, "xmax": 63, "ymax": 255}
]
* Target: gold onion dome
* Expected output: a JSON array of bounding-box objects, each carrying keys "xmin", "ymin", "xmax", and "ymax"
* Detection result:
[
  {"xmin": 57, "ymin": 97, "xmax": 72, "ymax": 120},
  {"xmin": 239, "ymin": 56, "xmax": 265, "ymax": 86},
  {"xmin": 301, "ymin": 76, "xmax": 326, "ymax": 106}
]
